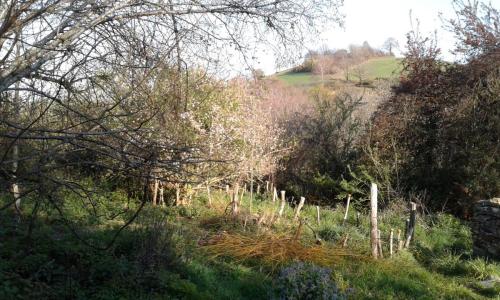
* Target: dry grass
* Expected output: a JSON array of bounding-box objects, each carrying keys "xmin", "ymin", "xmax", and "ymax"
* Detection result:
[{"xmin": 201, "ymin": 231, "xmax": 365, "ymax": 270}]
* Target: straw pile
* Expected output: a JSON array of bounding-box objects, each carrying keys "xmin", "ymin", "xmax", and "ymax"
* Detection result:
[{"xmin": 201, "ymin": 232, "xmax": 362, "ymax": 269}]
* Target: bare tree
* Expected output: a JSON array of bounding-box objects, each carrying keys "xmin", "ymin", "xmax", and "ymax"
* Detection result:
[
  {"xmin": 0, "ymin": 0, "xmax": 344, "ymax": 245},
  {"xmin": 383, "ymin": 37, "xmax": 399, "ymax": 55}
]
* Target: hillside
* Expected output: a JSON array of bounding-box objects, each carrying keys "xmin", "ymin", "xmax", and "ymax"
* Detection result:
[{"xmin": 275, "ymin": 56, "xmax": 402, "ymax": 87}]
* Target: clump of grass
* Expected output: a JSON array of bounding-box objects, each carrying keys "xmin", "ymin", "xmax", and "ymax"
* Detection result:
[
  {"xmin": 201, "ymin": 231, "xmax": 363, "ymax": 271},
  {"xmin": 465, "ymin": 258, "xmax": 500, "ymax": 281}
]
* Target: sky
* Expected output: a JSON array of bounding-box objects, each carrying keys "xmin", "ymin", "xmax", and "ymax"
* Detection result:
[{"xmin": 252, "ymin": 0, "xmax": 500, "ymax": 74}]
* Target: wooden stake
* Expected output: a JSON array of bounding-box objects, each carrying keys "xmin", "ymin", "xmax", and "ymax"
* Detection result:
[
  {"xmin": 404, "ymin": 218, "xmax": 410, "ymax": 247},
  {"xmin": 316, "ymin": 205, "xmax": 321, "ymax": 225},
  {"xmin": 342, "ymin": 194, "xmax": 351, "ymax": 226},
  {"xmin": 175, "ymin": 184, "xmax": 181, "ymax": 206},
  {"xmin": 250, "ymin": 177, "xmax": 254, "ymax": 213},
  {"xmin": 232, "ymin": 184, "xmax": 240, "ymax": 216},
  {"xmin": 377, "ymin": 229, "xmax": 384, "ymax": 258},
  {"xmin": 159, "ymin": 186, "xmax": 164, "ymax": 207},
  {"xmin": 342, "ymin": 233, "xmax": 350, "ymax": 248},
  {"xmin": 389, "ymin": 229, "xmax": 394, "ymax": 258},
  {"xmin": 370, "ymin": 183, "xmax": 379, "ymax": 259},
  {"xmin": 405, "ymin": 202, "xmax": 417, "ymax": 248},
  {"xmin": 240, "ymin": 187, "xmax": 245, "ymax": 203},
  {"xmin": 272, "ymin": 187, "xmax": 277, "ymax": 202},
  {"xmin": 152, "ymin": 179, "xmax": 159, "ymax": 206},
  {"xmin": 278, "ymin": 190, "xmax": 286, "ymax": 218},
  {"xmin": 397, "ymin": 229, "xmax": 402, "ymax": 251},
  {"xmin": 265, "ymin": 181, "xmax": 269, "ymax": 193},
  {"xmin": 206, "ymin": 185, "xmax": 212, "ymax": 207},
  {"xmin": 294, "ymin": 197, "xmax": 306, "ymax": 220},
  {"xmin": 293, "ymin": 218, "xmax": 304, "ymax": 241}
]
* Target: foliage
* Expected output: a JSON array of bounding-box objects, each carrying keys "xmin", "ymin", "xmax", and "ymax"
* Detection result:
[
  {"xmin": 274, "ymin": 262, "xmax": 346, "ymax": 300},
  {"xmin": 278, "ymin": 87, "xmax": 364, "ymax": 202},
  {"xmin": 366, "ymin": 0, "xmax": 500, "ymax": 214}
]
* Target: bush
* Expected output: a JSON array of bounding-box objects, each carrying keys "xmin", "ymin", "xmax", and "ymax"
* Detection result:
[
  {"xmin": 274, "ymin": 262, "xmax": 346, "ymax": 300},
  {"xmin": 365, "ymin": 1, "xmax": 500, "ymax": 215}
]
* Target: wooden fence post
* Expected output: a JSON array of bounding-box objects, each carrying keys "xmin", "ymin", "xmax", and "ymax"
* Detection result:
[
  {"xmin": 377, "ymin": 229, "xmax": 384, "ymax": 258},
  {"xmin": 278, "ymin": 190, "xmax": 286, "ymax": 219},
  {"xmin": 389, "ymin": 229, "xmax": 394, "ymax": 258},
  {"xmin": 316, "ymin": 206, "xmax": 321, "ymax": 225},
  {"xmin": 250, "ymin": 179, "xmax": 254, "ymax": 213},
  {"xmin": 397, "ymin": 229, "xmax": 403, "ymax": 251},
  {"xmin": 152, "ymin": 179, "xmax": 159, "ymax": 206},
  {"xmin": 342, "ymin": 233, "xmax": 349, "ymax": 248},
  {"xmin": 294, "ymin": 196, "xmax": 306, "ymax": 220},
  {"xmin": 404, "ymin": 202, "xmax": 417, "ymax": 248},
  {"xmin": 240, "ymin": 186, "xmax": 245, "ymax": 203},
  {"xmin": 206, "ymin": 185, "xmax": 212, "ymax": 207},
  {"xmin": 159, "ymin": 185, "xmax": 164, "ymax": 207},
  {"xmin": 342, "ymin": 194, "xmax": 351, "ymax": 226},
  {"xmin": 370, "ymin": 183, "xmax": 379, "ymax": 259},
  {"xmin": 404, "ymin": 218, "xmax": 410, "ymax": 247},
  {"xmin": 175, "ymin": 184, "xmax": 181, "ymax": 206},
  {"xmin": 272, "ymin": 187, "xmax": 277, "ymax": 202},
  {"xmin": 231, "ymin": 184, "xmax": 240, "ymax": 216}
]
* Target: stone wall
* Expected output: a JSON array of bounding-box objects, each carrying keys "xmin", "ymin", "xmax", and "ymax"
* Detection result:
[{"xmin": 472, "ymin": 198, "xmax": 500, "ymax": 259}]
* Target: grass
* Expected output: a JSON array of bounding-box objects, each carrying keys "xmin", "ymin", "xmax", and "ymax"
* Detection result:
[
  {"xmin": 276, "ymin": 56, "xmax": 402, "ymax": 88},
  {"xmin": 275, "ymin": 71, "xmax": 317, "ymax": 86},
  {"xmin": 353, "ymin": 56, "xmax": 403, "ymax": 80},
  {"xmin": 1, "ymin": 188, "xmax": 499, "ymax": 299}
]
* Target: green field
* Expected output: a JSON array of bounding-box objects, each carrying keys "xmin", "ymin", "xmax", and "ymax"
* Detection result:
[
  {"xmin": 355, "ymin": 56, "xmax": 403, "ymax": 80},
  {"xmin": 276, "ymin": 56, "xmax": 402, "ymax": 87},
  {"xmin": 275, "ymin": 71, "xmax": 317, "ymax": 86}
]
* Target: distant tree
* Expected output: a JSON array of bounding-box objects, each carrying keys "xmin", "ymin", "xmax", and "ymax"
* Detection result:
[
  {"xmin": 353, "ymin": 66, "xmax": 368, "ymax": 84},
  {"xmin": 252, "ymin": 69, "xmax": 266, "ymax": 80},
  {"xmin": 383, "ymin": 38, "xmax": 400, "ymax": 55}
]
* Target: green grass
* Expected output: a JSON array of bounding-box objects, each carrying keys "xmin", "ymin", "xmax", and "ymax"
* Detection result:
[
  {"xmin": 1, "ymin": 189, "xmax": 499, "ymax": 299},
  {"xmin": 355, "ymin": 56, "xmax": 403, "ymax": 80},
  {"xmin": 275, "ymin": 71, "xmax": 317, "ymax": 86},
  {"xmin": 276, "ymin": 56, "xmax": 403, "ymax": 87}
]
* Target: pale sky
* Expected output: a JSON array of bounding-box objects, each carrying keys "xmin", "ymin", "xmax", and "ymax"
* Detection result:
[{"xmin": 253, "ymin": 0, "xmax": 500, "ymax": 74}]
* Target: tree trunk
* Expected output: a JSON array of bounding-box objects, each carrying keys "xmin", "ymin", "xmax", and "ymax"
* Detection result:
[{"xmin": 12, "ymin": 46, "xmax": 21, "ymax": 216}]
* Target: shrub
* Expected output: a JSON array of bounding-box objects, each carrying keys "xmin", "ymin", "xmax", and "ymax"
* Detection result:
[{"xmin": 274, "ymin": 262, "xmax": 346, "ymax": 300}]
